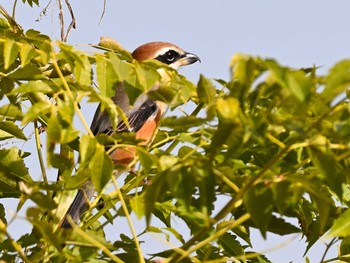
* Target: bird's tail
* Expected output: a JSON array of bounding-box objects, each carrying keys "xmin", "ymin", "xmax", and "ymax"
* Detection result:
[{"xmin": 58, "ymin": 180, "xmax": 95, "ymax": 228}]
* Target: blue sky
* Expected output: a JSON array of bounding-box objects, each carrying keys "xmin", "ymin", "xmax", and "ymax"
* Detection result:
[{"xmin": 3, "ymin": 0, "xmax": 350, "ymax": 261}]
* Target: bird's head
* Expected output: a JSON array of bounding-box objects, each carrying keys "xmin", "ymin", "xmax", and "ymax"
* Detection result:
[{"xmin": 132, "ymin": 41, "xmax": 200, "ymax": 70}]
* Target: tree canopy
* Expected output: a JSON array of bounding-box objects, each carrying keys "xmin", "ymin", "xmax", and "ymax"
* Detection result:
[{"xmin": 1, "ymin": 2, "xmax": 350, "ymax": 262}]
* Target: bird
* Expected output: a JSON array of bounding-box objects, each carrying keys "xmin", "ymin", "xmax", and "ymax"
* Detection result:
[{"xmin": 58, "ymin": 41, "xmax": 200, "ymax": 228}]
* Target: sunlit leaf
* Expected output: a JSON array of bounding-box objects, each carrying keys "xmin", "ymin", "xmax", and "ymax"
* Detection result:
[
  {"xmin": 0, "ymin": 147, "xmax": 32, "ymax": 183},
  {"xmin": 19, "ymin": 42, "xmax": 36, "ymax": 67},
  {"xmin": 216, "ymin": 97, "xmax": 240, "ymax": 123},
  {"xmin": 8, "ymin": 64, "xmax": 44, "ymax": 80},
  {"xmin": 3, "ymin": 39, "xmax": 19, "ymax": 69},
  {"xmin": 0, "ymin": 121, "xmax": 26, "ymax": 140},
  {"xmin": 197, "ymin": 74, "xmax": 216, "ymax": 104},
  {"xmin": 265, "ymin": 59, "xmax": 312, "ymax": 102},
  {"xmin": 0, "ymin": 104, "xmax": 22, "ymax": 121},
  {"xmin": 328, "ymin": 208, "xmax": 350, "ymax": 237},
  {"xmin": 79, "ymin": 135, "xmax": 114, "ymax": 193},
  {"xmin": 136, "ymin": 147, "xmax": 159, "ymax": 174},
  {"xmin": 96, "ymin": 53, "xmax": 119, "ymax": 98},
  {"xmin": 323, "ymin": 60, "xmax": 350, "ymax": 103},
  {"xmin": 22, "ymin": 101, "xmax": 53, "ymax": 125},
  {"xmin": 130, "ymin": 194, "xmax": 145, "ymax": 219}
]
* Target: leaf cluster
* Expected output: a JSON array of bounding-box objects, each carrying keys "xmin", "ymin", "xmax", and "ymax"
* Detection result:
[{"xmin": 1, "ymin": 11, "xmax": 350, "ymax": 263}]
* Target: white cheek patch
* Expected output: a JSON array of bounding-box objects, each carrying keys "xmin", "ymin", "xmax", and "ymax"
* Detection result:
[{"xmin": 154, "ymin": 47, "xmax": 180, "ymax": 57}]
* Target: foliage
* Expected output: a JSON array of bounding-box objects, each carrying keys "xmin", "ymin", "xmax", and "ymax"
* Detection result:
[{"xmin": 1, "ymin": 3, "xmax": 350, "ymax": 263}]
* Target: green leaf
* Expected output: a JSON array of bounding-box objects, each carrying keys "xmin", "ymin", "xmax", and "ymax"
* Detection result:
[
  {"xmin": 0, "ymin": 121, "xmax": 26, "ymax": 140},
  {"xmin": 265, "ymin": 59, "xmax": 312, "ymax": 102},
  {"xmin": 79, "ymin": 135, "xmax": 98, "ymax": 165},
  {"xmin": 230, "ymin": 54, "xmax": 261, "ymax": 105},
  {"xmin": 218, "ymin": 232, "xmax": 244, "ymax": 256},
  {"xmin": 3, "ymin": 39, "xmax": 19, "ymax": 69},
  {"xmin": 74, "ymin": 53, "xmax": 92, "ymax": 86},
  {"xmin": 171, "ymin": 75, "xmax": 197, "ymax": 107},
  {"xmin": 0, "ymin": 104, "xmax": 23, "ymax": 121},
  {"xmin": 58, "ymin": 42, "xmax": 92, "ymax": 86},
  {"xmin": 8, "ymin": 64, "xmax": 44, "ymax": 80},
  {"xmin": 22, "ymin": 0, "xmax": 39, "ymax": 7},
  {"xmin": 161, "ymin": 116, "xmax": 206, "ymax": 130},
  {"xmin": 323, "ymin": 60, "xmax": 350, "ymax": 103},
  {"xmin": 0, "ymin": 77, "xmax": 15, "ymax": 97},
  {"xmin": 210, "ymin": 122, "xmax": 245, "ymax": 159},
  {"xmin": 134, "ymin": 61, "xmax": 159, "ymax": 93},
  {"xmin": 243, "ymin": 184, "xmax": 274, "ymax": 236},
  {"xmin": 46, "ymin": 112, "xmax": 62, "ymax": 157},
  {"xmin": 308, "ymin": 146, "xmax": 343, "ymax": 197},
  {"xmin": 130, "ymin": 194, "xmax": 145, "ymax": 219},
  {"xmin": 0, "ymin": 147, "xmax": 32, "ymax": 186},
  {"xmin": 267, "ymin": 216, "xmax": 300, "ymax": 235},
  {"xmin": 22, "ymin": 101, "xmax": 53, "ymax": 125},
  {"xmin": 340, "ymin": 237, "xmax": 350, "ymax": 256},
  {"xmin": 96, "ymin": 53, "xmax": 119, "ymax": 98},
  {"xmin": 328, "ymin": 208, "xmax": 350, "ymax": 237},
  {"xmin": 80, "ymin": 135, "xmax": 114, "ymax": 193},
  {"xmin": 122, "ymin": 81, "xmax": 143, "ymax": 106},
  {"xmin": 145, "ymin": 171, "xmax": 169, "ymax": 225},
  {"xmin": 136, "ymin": 147, "xmax": 159, "ymax": 174},
  {"xmin": 216, "ymin": 97, "xmax": 241, "ymax": 123},
  {"xmin": 197, "ymin": 74, "xmax": 216, "ymax": 104},
  {"xmin": 19, "ymin": 42, "xmax": 36, "ymax": 67},
  {"xmin": 14, "ymin": 80, "xmax": 53, "ymax": 94},
  {"xmin": 0, "ymin": 18, "xmax": 11, "ymax": 30}
]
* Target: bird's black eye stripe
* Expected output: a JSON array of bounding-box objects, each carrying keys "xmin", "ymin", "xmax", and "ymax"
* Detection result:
[{"xmin": 155, "ymin": 50, "xmax": 181, "ymax": 65}]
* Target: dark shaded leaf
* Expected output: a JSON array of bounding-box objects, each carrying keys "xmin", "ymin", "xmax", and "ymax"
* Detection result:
[
  {"xmin": 308, "ymin": 146, "xmax": 343, "ymax": 198},
  {"xmin": 218, "ymin": 232, "xmax": 244, "ymax": 256},
  {"xmin": 243, "ymin": 184, "xmax": 274, "ymax": 236}
]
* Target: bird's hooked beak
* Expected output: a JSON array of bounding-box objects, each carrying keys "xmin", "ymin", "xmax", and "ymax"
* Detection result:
[{"xmin": 180, "ymin": 52, "xmax": 201, "ymax": 66}]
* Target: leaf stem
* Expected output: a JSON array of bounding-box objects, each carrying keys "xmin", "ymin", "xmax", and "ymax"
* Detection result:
[
  {"xmin": 34, "ymin": 121, "xmax": 49, "ymax": 190},
  {"xmin": 173, "ymin": 213, "xmax": 251, "ymax": 262},
  {"xmin": 51, "ymin": 53, "xmax": 93, "ymax": 136},
  {"xmin": 0, "ymin": 219, "xmax": 30, "ymax": 263},
  {"xmin": 165, "ymin": 102, "xmax": 204, "ymax": 153},
  {"xmin": 319, "ymin": 237, "xmax": 338, "ymax": 263},
  {"xmin": 66, "ymin": 217, "xmax": 124, "ymax": 263},
  {"xmin": 111, "ymin": 176, "xmax": 145, "ymax": 263}
]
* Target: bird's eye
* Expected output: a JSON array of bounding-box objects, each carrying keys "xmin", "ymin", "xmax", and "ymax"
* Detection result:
[
  {"xmin": 155, "ymin": 50, "xmax": 180, "ymax": 65},
  {"xmin": 165, "ymin": 51, "xmax": 176, "ymax": 62}
]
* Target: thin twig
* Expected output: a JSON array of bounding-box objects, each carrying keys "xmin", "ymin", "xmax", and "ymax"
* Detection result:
[
  {"xmin": 0, "ymin": 4, "xmax": 24, "ymax": 34},
  {"xmin": 36, "ymin": 0, "xmax": 53, "ymax": 22},
  {"xmin": 112, "ymin": 176, "xmax": 145, "ymax": 263},
  {"xmin": 0, "ymin": 220, "xmax": 30, "ymax": 263},
  {"xmin": 34, "ymin": 121, "xmax": 49, "ymax": 194},
  {"xmin": 320, "ymin": 237, "xmax": 338, "ymax": 263},
  {"xmin": 174, "ymin": 213, "xmax": 251, "ymax": 262},
  {"xmin": 57, "ymin": 0, "xmax": 64, "ymax": 41},
  {"xmin": 66, "ymin": 217, "xmax": 124, "ymax": 263},
  {"xmin": 98, "ymin": 0, "xmax": 107, "ymax": 25},
  {"xmin": 12, "ymin": 0, "xmax": 17, "ymax": 19},
  {"xmin": 63, "ymin": 0, "xmax": 76, "ymax": 41},
  {"xmin": 51, "ymin": 53, "xmax": 93, "ymax": 136}
]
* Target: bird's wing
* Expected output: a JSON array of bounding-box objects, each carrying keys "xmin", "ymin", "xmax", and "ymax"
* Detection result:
[
  {"xmin": 108, "ymin": 99, "xmax": 158, "ymax": 134},
  {"xmin": 59, "ymin": 99, "xmax": 159, "ymax": 228}
]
